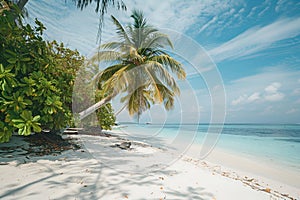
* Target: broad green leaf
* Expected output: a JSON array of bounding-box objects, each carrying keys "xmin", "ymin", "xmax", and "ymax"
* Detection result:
[
  {"xmin": 32, "ymin": 124, "xmax": 42, "ymax": 132},
  {"xmin": 20, "ymin": 110, "xmax": 33, "ymax": 121}
]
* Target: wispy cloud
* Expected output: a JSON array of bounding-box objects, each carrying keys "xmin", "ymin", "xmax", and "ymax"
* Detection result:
[
  {"xmin": 246, "ymin": 6, "xmax": 258, "ymax": 18},
  {"xmin": 275, "ymin": 0, "xmax": 293, "ymax": 12},
  {"xmin": 25, "ymin": 0, "xmax": 245, "ymax": 56},
  {"xmin": 209, "ymin": 17, "xmax": 300, "ymax": 63},
  {"xmin": 258, "ymin": 6, "xmax": 269, "ymax": 17},
  {"xmin": 198, "ymin": 16, "xmax": 218, "ymax": 34}
]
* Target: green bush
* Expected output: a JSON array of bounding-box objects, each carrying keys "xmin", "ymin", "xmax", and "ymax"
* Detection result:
[
  {"xmin": 0, "ymin": 3, "xmax": 116, "ymax": 143},
  {"xmin": 0, "ymin": 5, "xmax": 81, "ymax": 142},
  {"xmin": 95, "ymin": 89, "xmax": 116, "ymax": 130}
]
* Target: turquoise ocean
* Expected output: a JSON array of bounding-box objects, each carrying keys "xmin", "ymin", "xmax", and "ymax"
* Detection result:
[{"xmin": 116, "ymin": 123, "xmax": 300, "ymax": 172}]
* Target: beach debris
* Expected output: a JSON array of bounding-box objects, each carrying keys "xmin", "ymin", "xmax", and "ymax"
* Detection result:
[
  {"xmin": 244, "ymin": 177, "xmax": 254, "ymax": 182},
  {"xmin": 63, "ymin": 128, "xmax": 81, "ymax": 134},
  {"xmin": 197, "ymin": 161, "xmax": 297, "ymax": 200},
  {"xmin": 159, "ymin": 176, "xmax": 164, "ymax": 180},
  {"xmin": 264, "ymin": 188, "xmax": 271, "ymax": 193},
  {"xmin": 159, "ymin": 195, "xmax": 166, "ymax": 200},
  {"xmin": 113, "ymin": 141, "xmax": 131, "ymax": 150},
  {"xmin": 281, "ymin": 193, "xmax": 289, "ymax": 197}
]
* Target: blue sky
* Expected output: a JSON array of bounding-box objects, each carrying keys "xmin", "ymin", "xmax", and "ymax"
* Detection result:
[{"xmin": 24, "ymin": 0, "xmax": 300, "ymax": 124}]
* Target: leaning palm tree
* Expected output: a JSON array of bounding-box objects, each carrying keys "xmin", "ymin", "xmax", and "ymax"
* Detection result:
[{"xmin": 79, "ymin": 10, "xmax": 186, "ymax": 120}]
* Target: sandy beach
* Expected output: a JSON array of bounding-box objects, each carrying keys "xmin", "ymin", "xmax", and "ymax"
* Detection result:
[{"xmin": 0, "ymin": 129, "xmax": 299, "ymax": 200}]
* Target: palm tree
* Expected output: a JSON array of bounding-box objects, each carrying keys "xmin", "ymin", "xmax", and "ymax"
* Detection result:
[{"xmin": 79, "ymin": 10, "xmax": 186, "ymax": 121}]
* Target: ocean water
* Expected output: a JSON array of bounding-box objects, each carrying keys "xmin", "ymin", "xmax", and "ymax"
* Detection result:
[{"xmin": 116, "ymin": 123, "xmax": 300, "ymax": 172}]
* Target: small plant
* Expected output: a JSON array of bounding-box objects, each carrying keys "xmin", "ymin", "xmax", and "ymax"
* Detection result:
[{"xmin": 12, "ymin": 110, "xmax": 41, "ymax": 136}]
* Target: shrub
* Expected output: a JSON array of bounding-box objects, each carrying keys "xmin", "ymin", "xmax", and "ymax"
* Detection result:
[{"xmin": 0, "ymin": 5, "xmax": 74, "ymax": 142}]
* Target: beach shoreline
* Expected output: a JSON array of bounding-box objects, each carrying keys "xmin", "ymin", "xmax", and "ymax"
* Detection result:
[{"xmin": 0, "ymin": 129, "xmax": 299, "ymax": 200}]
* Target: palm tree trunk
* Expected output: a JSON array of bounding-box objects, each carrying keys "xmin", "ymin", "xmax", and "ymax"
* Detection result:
[
  {"xmin": 79, "ymin": 93, "xmax": 115, "ymax": 120},
  {"xmin": 114, "ymin": 104, "xmax": 127, "ymax": 117},
  {"xmin": 17, "ymin": 0, "xmax": 29, "ymax": 10}
]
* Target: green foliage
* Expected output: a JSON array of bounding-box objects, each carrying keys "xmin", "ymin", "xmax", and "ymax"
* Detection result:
[
  {"xmin": 0, "ymin": 5, "xmax": 84, "ymax": 142},
  {"xmin": 92, "ymin": 10, "xmax": 186, "ymax": 122},
  {"xmin": 74, "ymin": 63, "xmax": 116, "ymax": 130},
  {"xmin": 12, "ymin": 110, "xmax": 41, "ymax": 136},
  {"xmin": 95, "ymin": 89, "xmax": 116, "ymax": 130}
]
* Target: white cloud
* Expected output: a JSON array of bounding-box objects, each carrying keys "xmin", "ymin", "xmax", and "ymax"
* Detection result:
[
  {"xmin": 246, "ymin": 6, "xmax": 257, "ymax": 18},
  {"xmin": 231, "ymin": 92, "xmax": 260, "ymax": 106},
  {"xmin": 264, "ymin": 93, "xmax": 285, "ymax": 101},
  {"xmin": 264, "ymin": 82, "xmax": 281, "ymax": 93},
  {"xmin": 209, "ymin": 17, "xmax": 300, "ymax": 62},
  {"xmin": 25, "ymin": 0, "xmax": 245, "ymax": 56},
  {"xmin": 275, "ymin": 0, "xmax": 291, "ymax": 12},
  {"xmin": 286, "ymin": 108, "xmax": 298, "ymax": 114},
  {"xmin": 107, "ymin": 0, "xmax": 239, "ymax": 35},
  {"xmin": 231, "ymin": 95, "xmax": 247, "ymax": 106},
  {"xmin": 275, "ymin": 0, "xmax": 283, "ymax": 12},
  {"xmin": 248, "ymin": 92, "xmax": 261, "ymax": 102},
  {"xmin": 198, "ymin": 16, "xmax": 218, "ymax": 34},
  {"xmin": 258, "ymin": 6, "xmax": 269, "ymax": 17},
  {"xmin": 231, "ymin": 81, "xmax": 285, "ymax": 105},
  {"xmin": 225, "ymin": 67, "xmax": 300, "ymax": 123},
  {"xmin": 238, "ymin": 8, "xmax": 245, "ymax": 14},
  {"xmin": 264, "ymin": 82, "xmax": 284, "ymax": 101}
]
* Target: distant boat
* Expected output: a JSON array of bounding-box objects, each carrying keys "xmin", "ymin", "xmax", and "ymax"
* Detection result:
[{"xmin": 146, "ymin": 122, "xmax": 152, "ymax": 125}]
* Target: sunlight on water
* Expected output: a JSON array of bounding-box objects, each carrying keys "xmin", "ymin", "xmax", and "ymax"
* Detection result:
[{"xmin": 115, "ymin": 123, "xmax": 300, "ymax": 171}]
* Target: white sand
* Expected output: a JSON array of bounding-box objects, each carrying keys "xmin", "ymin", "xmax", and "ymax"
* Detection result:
[{"xmin": 0, "ymin": 131, "xmax": 299, "ymax": 200}]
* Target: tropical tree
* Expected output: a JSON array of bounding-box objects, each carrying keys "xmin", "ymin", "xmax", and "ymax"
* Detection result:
[{"xmin": 79, "ymin": 10, "xmax": 186, "ymax": 122}]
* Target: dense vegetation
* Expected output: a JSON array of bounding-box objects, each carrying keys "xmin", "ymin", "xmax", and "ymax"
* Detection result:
[{"xmin": 0, "ymin": 3, "xmax": 115, "ymax": 143}]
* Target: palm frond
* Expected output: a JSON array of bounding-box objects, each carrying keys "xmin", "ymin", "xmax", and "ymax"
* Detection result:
[
  {"xmin": 126, "ymin": 87, "xmax": 153, "ymax": 116},
  {"xmin": 156, "ymin": 84, "xmax": 175, "ymax": 110},
  {"xmin": 143, "ymin": 60, "xmax": 179, "ymax": 94},
  {"xmin": 143, "ymin": 67, "xmax": 163, "ymax": 103},
  {"xmin": 102, "ymin": 64, "xmax": 129, "ymax": 93},
  {"xmin": 150, "ymin": 54, "xmax": 186, "ymax": 80},
  {"xmin": 111, "ymin": 15, "xmax": 131, "ymax": 43},
  {"xmin": 143, "ymin": 32, "xmax": 174, "ymax": 50},
  {"xmin": 97, "ymin": 64, "xmax": 124, "ymax": 82},
  {"xmin": 89, "ymin": 50, "xmax": 122, "ymax": 64},
  {"xmin": 100, "ymin": 41, "xmax": 122, "ymax": 50},
  {"xmin": 131, "ymin": 9, "xmax": 147, "ymax": 28}
]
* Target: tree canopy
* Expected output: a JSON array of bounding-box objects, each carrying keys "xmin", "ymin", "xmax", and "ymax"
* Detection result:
[
  {"xmin": 79, "ymin": 10, "xmax": 186, "ymax": 122},
  {"xmin": 0, "ymin": 3, "xmax": 115, "ymax": 142}
]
